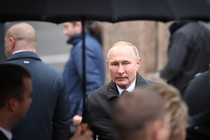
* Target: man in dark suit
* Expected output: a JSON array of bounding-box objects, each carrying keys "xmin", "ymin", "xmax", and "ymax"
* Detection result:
[
  {"xmin": 182, "ymin": 69, "xmax": 210, "ymax": 140},
  {"xmin": 182, "ymin": 70, "xmax": 210, "ymax": 115},
  {"xmin": 160, "ymin": 21, "xmax": 210, "ymax": 92},
  {"xmin": 4, "ymin": 22, "xmax": 71, "ymax": 140},
  {"xmin": 82, "ymin": 41, "xmax": 158, "ymax": 140},
  {"xmin": 0, "ymin": 63, "xmax": 32, "ymax": 140}
]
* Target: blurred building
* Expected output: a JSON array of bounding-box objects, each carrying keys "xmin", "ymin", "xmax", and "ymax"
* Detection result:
[{"xmin": 1, "ymin": 21, "xmax": 170, "ymax": 82}]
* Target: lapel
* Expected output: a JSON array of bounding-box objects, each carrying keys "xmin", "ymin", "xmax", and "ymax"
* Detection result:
[
  {"xmin": 135, "ymin": 73, "xmax": 149, "ymax": 88},
  {"xmin": 0, "ymin": 130, "xmax": 9, "ymax": 140},
  {"xmin": 106, "ymin": 73, "xmax": 148, "ymax": 100},
  {"xmin": 106, "ymin": 81, "xmax": 119, "ymax": 100}
]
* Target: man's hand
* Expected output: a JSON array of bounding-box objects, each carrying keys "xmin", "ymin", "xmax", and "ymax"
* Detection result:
[
  {"xmin": 69, "ymin": 125, "xmax": 93, "ymax": 140},
  {"xmin": 73, "ymin": 115, "xmax": 83, "ymax": 125}
]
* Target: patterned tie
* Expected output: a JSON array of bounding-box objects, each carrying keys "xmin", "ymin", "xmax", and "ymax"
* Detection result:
[{"xmin": 121, "ymin": 90, "xmax": 129, "ymax": 95}]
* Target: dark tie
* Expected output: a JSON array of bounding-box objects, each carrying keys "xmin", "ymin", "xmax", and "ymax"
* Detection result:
[{"xmin": 121, "ymin": 90, "xmax": 129, "ymax": 95}]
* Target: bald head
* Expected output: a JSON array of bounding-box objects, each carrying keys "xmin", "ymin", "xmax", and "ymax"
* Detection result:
[
  {"xmin": 107, "ymin": 41, "xmax": 140, "ymax": 60},
  {"xmin": 4, "ymin": 22, "xmax": 36, "ymax": 56}
]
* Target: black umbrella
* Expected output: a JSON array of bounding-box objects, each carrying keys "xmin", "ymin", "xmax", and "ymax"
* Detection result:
[
  {"xmin": 45, "ymin": 0, "xmax": 210, "ymax": 23},
  {"xmin": 1, "ymin": 0, "xmax": 210, "ymax": 22},
  {"xmin": 0, "ymin": 0, "xmax": 48, "ymax": 22},
  {"xmin": 1, "ymin": 0, "xmax": 210, "ymax": 114}
]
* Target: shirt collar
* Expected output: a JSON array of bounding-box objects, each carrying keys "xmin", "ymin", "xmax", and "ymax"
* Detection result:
[
  {"xmin": 117, "ymin": 78, "xmax": 136, "ymax": 95},
  {"xmin": 12, "ymin": 50, "xmax": 36, "ymax": 55},
  {"xmin": 0, "ymin": 127, "xmax": 12, "ymax": 140}
]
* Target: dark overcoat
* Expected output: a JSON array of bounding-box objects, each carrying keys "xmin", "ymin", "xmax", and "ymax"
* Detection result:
[
  {"xmin": 5, "ymin": 52, "xmax": 71, "ymax": 140},
  {"xmin": 82, "ymin": 74, "xmax": 158, "ymax": 140}
]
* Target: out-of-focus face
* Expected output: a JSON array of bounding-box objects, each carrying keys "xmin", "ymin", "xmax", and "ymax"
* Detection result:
[
  {"xmin": 106, "ymin": 44, "xmax": 141, "ymax": 89},
  {"xmin": 63, "ymin": 22, "xmax": 77, "ymax": 37},
  {"xmin": 158, "ymin": 114, "xmax": 171, "ymax": 140},
  {"xmin": 15, "ymin": 77, "xmax": 33, "ymax": 120}
]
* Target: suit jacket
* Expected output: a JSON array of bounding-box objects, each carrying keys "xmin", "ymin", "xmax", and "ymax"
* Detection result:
[
  {"xmin": 182, "ymin": 71, "xmax": 210, "ymax": 140},
  {"xmin": 5, "ymin": 52, "xmax": 71, "ymax": 140},
  {"xmin": 82, "ymin": 74, "xmax": 158, "ymax": 140},
  {"xmin": 182, "ymin": 71, "xmax": 210, "ymax": 115},
  {"xmin": 0, "ymin": 130, "xmax": 9, "ymax": 140},
  {"xmin": 186, "ymin": 109, "xmax": 210, "ymax": 140}
]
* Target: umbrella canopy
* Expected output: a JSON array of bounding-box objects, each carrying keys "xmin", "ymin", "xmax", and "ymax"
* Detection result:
[
  {"xmin": 1, "ymin": 0, "xmax": 210, "ymax": 23},
  {"xmin": 42, "ymin": 0, "xmax": 210, "ymax": 23},
  {"xmin": 0, "ymin": 0, "xmax": 49, "ymax": 22}
]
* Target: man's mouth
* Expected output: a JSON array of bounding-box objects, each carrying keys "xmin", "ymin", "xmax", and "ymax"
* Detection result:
[{"xmin": 116, "ymin": 77, "xmax": 126, "ymax": 81}]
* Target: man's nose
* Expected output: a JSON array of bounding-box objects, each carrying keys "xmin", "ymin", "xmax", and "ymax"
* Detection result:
[{"xmin": 117, "ymin": 64, "xmax": 125, "ymax": 74}]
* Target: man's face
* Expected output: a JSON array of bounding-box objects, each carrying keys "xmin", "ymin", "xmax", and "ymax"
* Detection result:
[
  {"xmin": 63, "ymin": 22, "xmax": 77, "ymax": 37},
  {"xmin": 16, "ymin": 77, "xmax": 32, "ymax": 120},
  {"xmin": 157, "ymin": 114, "xmax": 171, "ymax": 140},
  {"xmin": 107, "ymin": 45, "xmax": 141, "ymax": 89}
]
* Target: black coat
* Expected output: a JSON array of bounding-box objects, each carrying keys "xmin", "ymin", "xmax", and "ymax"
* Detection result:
[
  {"xmin": 0, "ymin": 131, "xmax": 9, "ymax": 140},
  {"xmin": 82, "ymin": 74, "xmax": 158, "ymax": 140},
  {"xmin": 182, "ymin": 71, "xmax": 210, "ymax": 140},
  {"xmin": 160, "ymin": 21, "xmax": 210, "ymax": 91},
  {"xmin": 186, "ymin": 108, "xmax": 210, "ymax": 140},
  {"xmin": 182, "ymin": 71, "xmax": 210, "ymax": 115}
]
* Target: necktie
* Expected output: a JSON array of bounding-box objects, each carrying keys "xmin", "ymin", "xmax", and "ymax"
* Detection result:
[{"xmin": 121, "ymin": 90, "xmax": 129, "ymax": 95}]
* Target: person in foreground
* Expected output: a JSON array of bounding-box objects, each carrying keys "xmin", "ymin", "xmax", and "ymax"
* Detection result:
[
  {"xmin": 4, "ymin": 22, "xmax": 71, "ymax": 140},
  {"xmin": 0, "ymin": 63, "xmax": 93, "ymax": 140},
  {"xmin": 182, "ymin": 67, "xmax": 210, "ymax": 140},
  {"xmin": 0, "ymin": 63, "xmax": 32, "ymax": 140},
  {"xmin": 82, "ymin": 41, "xmax": 158, "ymax": 140},
  {"xmin": 113, "ymin": 88, "xmax": 170, "ymax": 140},
  {"xmin": 150, "ymin": 85, "xmax": 189, "ymax": 140}
]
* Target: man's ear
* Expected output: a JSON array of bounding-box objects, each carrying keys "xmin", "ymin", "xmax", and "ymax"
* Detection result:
[
  {"xmin": 6, "ymin": 98, "xmax": 18, "ymax": 112},
  {"xmin": 9, "ymin": 36, "xmax": 16, "ymax": 51},
  {"xmin": 106, "ymin": 59, "xmax": 109, "ymax": 66},
  {"xmin": 75, "ymin": 22, "xmax": 82, "ymax": 33},
  {"xmin": 136, "ymin": 58, "xmax": 141, "ymax": 70}
]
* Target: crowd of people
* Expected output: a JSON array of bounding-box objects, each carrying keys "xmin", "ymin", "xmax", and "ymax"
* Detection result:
[{"xmin": 0, "ymin": 21, "xmax": 209, "ymax": 140}]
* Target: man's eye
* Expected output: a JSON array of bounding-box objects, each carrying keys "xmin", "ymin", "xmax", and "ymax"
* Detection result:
[
  {"xmin": 124, "ymin": 62, "xmax": 129, "ymax": 65},
  {"xmin": 111, "ymin": 63, "xmax": 118, "ymax": 66}
]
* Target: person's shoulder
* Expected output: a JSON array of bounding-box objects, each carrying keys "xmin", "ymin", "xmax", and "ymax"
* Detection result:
[
  {"xmin": 196, "ymin": 71, "xmax": 209, "ymax": 78},
  {"xmin": 189, "ymin": 71, "xmax": 209, "ymax": 83},
  {"xmin": 136, "ymin": 73, "xmax": 161, "ymax": 86},
  {"xmin": 87, "ymin": 83, "xmax": 115, "ymax": 102},
  {"xmin": 145, "ymin": 79, "xmax": 161, "ymax": 86},
  {"xmin": 89, "ymin": 84, "xmax": 109, "ymax": 97},
  {"xmin": 40, "ymin": 62, "xmax": 62, "ymax": 74}
]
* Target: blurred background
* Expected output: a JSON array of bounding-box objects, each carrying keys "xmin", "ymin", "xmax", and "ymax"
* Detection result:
[{"xmin": 1, "ymin": 21, "xmax": 210, "ymax": 82}]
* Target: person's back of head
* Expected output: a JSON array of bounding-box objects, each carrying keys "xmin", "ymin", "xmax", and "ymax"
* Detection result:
[
  {"xmin": 85, "ymin": 21, "xmax": 103, "ymax": 45},
  {"xmin": 113, "ymin": 88, "xmax": 170, "ymax": 140},
  {"xmin": 63, "ymin": 21, "xmax": 103, "ymax": 45},
  {"xmin": 149, "ymin": 85, "xmax": 189, "ymax": 140},
  {"xmin": 4, "ymin": 22, "xmax": 36, "ymax": 57}
]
